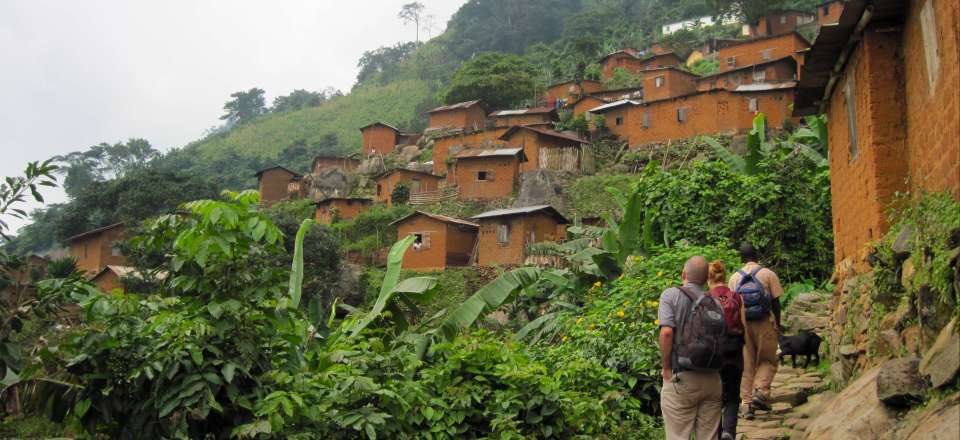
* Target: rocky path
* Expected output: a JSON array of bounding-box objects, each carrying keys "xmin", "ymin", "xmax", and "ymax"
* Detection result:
[{"xmin": 735, "ymin": 292, "xmax": 833, "ymax": 440}]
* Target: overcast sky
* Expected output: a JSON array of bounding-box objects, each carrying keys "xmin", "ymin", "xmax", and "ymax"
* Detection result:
[{"xmin": 0, "ymin": 0, "xmax": 464, "ymax": 232}]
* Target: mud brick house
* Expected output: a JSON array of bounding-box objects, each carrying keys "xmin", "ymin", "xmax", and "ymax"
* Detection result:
[
  {"xmin": 311, "ymin": 155, "xmax": 360, "ymax": 174},
  {"xmin": 641, "ymin": 67, "xmax": 699, "ymax": 101},
  {"xmin": 452, "ymin": 148, "xmax": 526, "ymax": 200},
  {"xmin": 569, "ymin": 95, "xmax": 610, "ymax": 118},
  {"xmin": 593, "ymin": 87, "xmax": 644, "ymax": 102},
  {"xmin": 746, "ymin": 10, "xmax": 817, "ymax": 37},
  {"xmin": 429, "ymin": 128, "xmax": 509, "ymax": 176},
  {"xmin": 314, "ymin": 197, "xmax": 373, "ymax": 224},
  {"xmin": 471, "ymin": 205, "xmax": 569, "ymax": 266},
  {"xmin": 817, "ymin": 0, "xmax": 844, "ymax": 25},
  {"xmin": 66, "ymin": 223, "xmax": 127, "ymax": 275},
  {"xmin": 591, "ymin": 86, "xmax": 796, "ymax": 147},
  {"xmin": 374, "ymin": 169, "xmax": 442, "ymax": 206},
  {"xmin": 286, "ymin": 176, "xmax": 309, "ymax": 200},
  {"xmin": 717, "ymin": 32, "xmax": 810, "ymax": 76},
  {"xmin": 696, "ymin": 56, "xmax": 798, "ymax": 91},
  {"xmin": 600, "ymin": 48, "xmax": 683, "ymax": 80},
  {"xmin": 256, "ymin": 166, "xmax": 301, "ymax": 207},
  {"xmin": 360, "ymin": 122, "xmax": 421, "ymax": 157},
  {"xmin": 391, "ymin": 211, "xmax": 478, "ymax": 270},
  {"xmin": 489, "ymin": 107, "xmax": 557, "ymax": 128},
  {"xmin": 426, "ymin": 100, "xmax": 488, "ymax": 132},
  {"xmin": 794, "ymin": 0, "xmax": 959, "ymax": 266},
  {"xmin": 500, "ymin": 126, "xmax": 592, "ymax": 173},
  {"xmin": 544, "ymin": 79, "xmax": 603, "ymax": 105}
]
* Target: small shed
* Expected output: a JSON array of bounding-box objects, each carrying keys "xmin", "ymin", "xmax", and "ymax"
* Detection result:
[
  {"xmin": 256, "ymin": 166, "xmax": 302, "ymax": 207},
  {"xmin": 500, "ymin": 126, "xmax": 592, "ymax": 173},
  {"xmin": 374, "ymin": 169, "xmax": 442, "ymax": 206},
  {"xmin": 391, "ymin": 211, "xmax": 479, "ymax": 270},
  {"xmin": 66, "ymin": 223, "xmax": 127, "ymax": 275},
  {"xmin": 471, "ymin": 205, "xmax": 569, "ymax": 266},
  {"xmin": 427, "ymin": 100, "xmax": 488, "ymax": 132},
  {"xmin": 489, "ymin": 107, "xmax": 557, "ymax": 128},
  {"xmin": 453, "ymin": 148, "xmax": 526, "ymax": 201},
  {"xmin": 315, "ymin": 197, "xmax": 373, "ymax": 224}
]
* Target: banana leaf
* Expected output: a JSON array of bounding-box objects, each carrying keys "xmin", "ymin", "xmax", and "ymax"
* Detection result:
[
  {"xmin": 349, "ymin": 235, "xmax": 416, "ymax": 337},
  {"xmin": 703, "ymin": 136, "xmax": 745, "ymax": 172},
  {"xmin": 439, "ymin": 267, "xmax": 543, "ymax": 340},
  {"xmin": 286, "ymin": 218, "xmax": 315, "ymax": 310}
]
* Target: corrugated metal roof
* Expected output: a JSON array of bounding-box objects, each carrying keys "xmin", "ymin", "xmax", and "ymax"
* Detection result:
[
  {"xmin": 390, "ymin": 211, "xmax": 479, "ymax": 228},
  {"xmin": 499, "ymin": 125, "xmax": 589, "ymax": 144},
  {"xmin": 455, "ymin": 147, "xmax": 524, "ymax": 159},
  {"xmin": 428, "ymin": 100, "xmax": 483, "ymax": 113},
  {"xmin": 588, "ymin": 99, "xmax": 642, "ymax": 113},
  {"xmin": 732, "ymin": 81, "xmax": 798, "ymax": 92},
  {"xmin": 490, "ymin": 107, "xmax": 555, "ymax": 117},
  {"xmin": 316, "ymin": 197, "xmax": 373, "ymax": 205},
  {"xmin": 471, "ymin": 205, "xmax": 569, "ymax": 223}
]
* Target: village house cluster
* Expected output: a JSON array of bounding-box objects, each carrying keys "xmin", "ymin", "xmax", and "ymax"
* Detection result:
[{"xmin": 65, "ymin": 0, "xmax": 958, "ymax": 286}]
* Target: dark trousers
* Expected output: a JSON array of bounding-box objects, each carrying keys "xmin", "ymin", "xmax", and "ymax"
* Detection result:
[{"xmin": 718, "ymin": 363, "xmax": 742, "ymax": 437}]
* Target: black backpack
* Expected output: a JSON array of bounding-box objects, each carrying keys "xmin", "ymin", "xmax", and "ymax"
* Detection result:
[
  {"xmin": 736, "ymin": 267, "xmax": 772, "ymax": 321},
  {"xmin": 674, "ymin": 287, "xmax": 726, "ymax": 372}
]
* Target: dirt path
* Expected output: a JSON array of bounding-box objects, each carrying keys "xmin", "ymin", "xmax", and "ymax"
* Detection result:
[{"xmin": 736, "ymin": 291, "xmax": 833, "ymax": 440}]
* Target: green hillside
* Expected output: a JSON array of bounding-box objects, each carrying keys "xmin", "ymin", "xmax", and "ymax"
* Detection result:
[{"xmin": 191, "ymin": 79, "xmax": 432, "ymax": 161}]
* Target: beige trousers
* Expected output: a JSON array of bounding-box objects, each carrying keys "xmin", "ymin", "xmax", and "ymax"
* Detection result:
[
  {"xmin": 661, "ymin": 370, "xmax": 722, "ymax": 440},
  {"xmin": 741, "ymin": 317, "xmax": 779, "ymax": 403}
]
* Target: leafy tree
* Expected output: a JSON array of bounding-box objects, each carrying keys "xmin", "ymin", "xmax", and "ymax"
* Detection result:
[
  {"xmin": 355, "ymin": 42, "xmax": 419, "ymax": 85},
  {"xmin": 271, "ymin": 88, "xmax": 339, "ymax": 113},
  {"xmin": 390, "ymin": 182, "xmax": 410, "ymax": 205},
  {"xmin": 220, "ymin": 87, "xmax": 266, "ymax": 124},
  {"xmin": 688, "ymin": 58, "xmax": 720, "ymax": 76},
  {"xmin": 55, "ymin": 139, "xmax": 160, "ymax": 198},
  {"xmin": 444, "ymin": 0, "xmax": 582, "ymax": 58},
  {"xmin": 443, "ymin": 52, "xmax": 541, "ymax": 109},
  {"xmin": 602, "ymin": 67, "xmax": 642, "ymax": 90},
  {"xmin": 398, "ymin": 2, "xmax": 426, "ymax": 44}
]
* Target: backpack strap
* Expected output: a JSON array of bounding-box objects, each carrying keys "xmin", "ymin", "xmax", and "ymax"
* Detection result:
[
  {"xmin": 735, "ymin": 270, "xmax": 750, "ymax": 290},
  {"xmin": 749, "ymin": 266, "xmax": 763, "ymax": 278},
  {"xmin": 677, "ymin": 286, "xmax": 697, "ymax": 302}
]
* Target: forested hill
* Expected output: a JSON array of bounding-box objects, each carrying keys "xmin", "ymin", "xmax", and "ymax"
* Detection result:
[
  {"xmin": 183, "ymin": 0, "xmax": 733, "ymax": 163},
  {"xmin": 9, "ymin": 0, "xmax": 817, "ymax": 255}
]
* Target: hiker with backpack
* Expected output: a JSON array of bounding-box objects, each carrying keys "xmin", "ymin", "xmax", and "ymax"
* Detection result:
[
  {"xmin": 708, "ymin": 260, "xmax": 745, "ymax": 440},
  {"xmin": 657, "ymin": 256, "xmax": 726, "ymax": 440},
  {"xmin": 728, "ymin": 243, "xmax": 784, "ymax": 420}
]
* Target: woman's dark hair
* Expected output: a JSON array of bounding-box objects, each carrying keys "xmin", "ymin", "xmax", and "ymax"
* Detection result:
[{"xmin": 739, "ymin": 242, "xmax": 759, "ymax": 262}]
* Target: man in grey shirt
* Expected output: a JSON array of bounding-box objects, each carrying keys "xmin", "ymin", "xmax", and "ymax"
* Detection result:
[{"xmin": 657, "ymin": 255, "xmax": 722, "ymax": 440}]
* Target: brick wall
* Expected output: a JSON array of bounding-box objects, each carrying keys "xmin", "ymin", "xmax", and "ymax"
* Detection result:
[
  {"xmin": 431, "ymin": 128, "xmax": 509, "ymax": 175},
  {"xmin": 696, "ymin": 58, "xmax": 796, "ymax": 91},
  {"xmin": 602, "ymin": 89, "xmax": 794, "ymax": 147},
  {"xmin": 397, "ymin": 215, "xmax": 477, "ymax": 270},
  {"xmin": 718, "ymin": 33, "xmax": 808, "ymax": 73},
  {"xmin": 545, "ymin": 80, "xmax": 603, "ymax": 104},
  {"xmin": 315, "ymin": 199, "xmax": 371, "ymax": 224},
  {"xmin": 902, "ymin": 0, "xmax": 959, "ymax": 197},
  {"xmin": 642, "ymin": 69, "xmax": 698, "ymax": 101},
  {"xmin": 491, "ymin": 113, "xmax": 554, "ymax": 128},
  {"xmin": 92, "ymin": 270, "xmax": 122, "ymax": 292},
  {"xmin": 638, "ymin": 53, "xmax": 682, "ymax": 70},
  {"xmin": 476, "ymin": 214, "xmax": 564, "ymax": 266},
  {"xmin": 454, "ymin": 156, "xmax": 520, "ymax": 200},
  {"xmin": 827, "ymin": 28, "xmax": 907, "ymax": 263},
  {"xmin": 428, "ymin": 106, "xmax": 488, "ymax": 132},
  {"xmin": 258, "ymin": 168, "xmax": 296, "ymax": 207},
  {"xmin": 361, "ymin": 125, "xmax": 398, "ymax": 156},
  {"xmin": 375, "ymin": 170, "xmax": 441, "ymax": 206},
  {"xmin": 602, "ymin": 54, "xmax": 645, "ymax": 80},
  {"xmin": 70, "ymin": 226, "xmax": 127, "ymax": 275},
  {"xmin": 818, "ymin": 1, "xmax": 843, "ymax": 25}
]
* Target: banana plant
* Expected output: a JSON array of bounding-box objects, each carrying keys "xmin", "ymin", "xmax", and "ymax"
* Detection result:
[{"xmin": 705, "ymin": 113, "xmax": 828, "ymax": 175}]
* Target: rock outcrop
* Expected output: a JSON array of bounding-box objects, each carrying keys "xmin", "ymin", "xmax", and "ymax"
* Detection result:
[
  {"xmin": 919, "ymin": 317, "xmax": 960, "ymax": 388},
  {"xmin": 803, "ymin": 367, "xmax": 897, "ymax": 439},
  {"xmin": 875, "ymin": 357, "xmax": 926, "ymax": 407}
]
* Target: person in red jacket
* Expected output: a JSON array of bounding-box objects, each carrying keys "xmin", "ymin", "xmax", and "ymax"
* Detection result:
[{"xmin": 708, "ymin": 260, "xmax": 745, "ymax": 440}]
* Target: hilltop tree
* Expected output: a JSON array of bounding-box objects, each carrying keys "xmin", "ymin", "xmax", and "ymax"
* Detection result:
[
  {"xmin": 221, "ymin": 87, "xmax": 266, "ymax": 124},
  {"xmin": 443, "ymin": 52, "xmax": 541, "ymax": 109},
  {"xmin": 56, "ymin": 139, "xmax": 160, "ymax": 198},
  {"xmin": 398, "ymin": 2, "xmax": 426, "ymax": 44},
  {"xmin": 356, "ymin": 42, "xmax": 419, "ymax": 85}
]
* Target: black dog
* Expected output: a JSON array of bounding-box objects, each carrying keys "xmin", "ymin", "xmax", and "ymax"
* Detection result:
[{"xmin": 778, "ymin": 330, "xmax": 822, "ymax": 368}]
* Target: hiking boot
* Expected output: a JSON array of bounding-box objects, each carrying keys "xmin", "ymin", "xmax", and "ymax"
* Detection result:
[
  {"xmin": 752, "ymin": 389, "xmax": 771, "ymax": 411},
  {"xmin": 721, "ymin": 432, "xmax": 735, "ymax": 440},
  {"xmin": 741, "ymin": 404, "xmax": 755, "ymax": 420}
]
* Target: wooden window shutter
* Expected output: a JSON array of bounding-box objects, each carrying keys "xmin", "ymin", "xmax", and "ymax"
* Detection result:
[
  {"xmin": 642, "ymin": 112, "xmax": 651, "ymax": 128},
  {"xmin": 487, "ymin": 170, "xmax": 494, "ymax": 181},
  {"xmin": 423, "ymin": 232, "xmax": 432, "ymax": 250}
]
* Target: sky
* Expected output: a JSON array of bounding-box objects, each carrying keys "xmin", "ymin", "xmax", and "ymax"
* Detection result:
[{"xmin": 0, "ymin": 0, "xmax": 464, "ymax": 232}]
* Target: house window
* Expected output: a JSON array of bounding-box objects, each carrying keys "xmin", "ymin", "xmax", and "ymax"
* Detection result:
[
  {"xmin": 759, "ymin": 49, "xmax": 773, "ymax": 61},
  {"xmin": 726, "ymin": 56, "xmax": 736, "ymax": 68},
  {"xmin": 477, "ymin": 170, "xmax": 493, "ymax": 181},
  {"xmin": 780, "ymin": 15, "xmax": 787, "ymax": 24},
  {"xmin": 822, "ymin": 5, "xmax": 830, "ymax": 15},
  {"xmin": 752, "ymin": 69, "xmax": 766, "ymax": 82},
  {"xmin": 844, "ymin": 79, "xmax": 858, "ymax": 160},
  {"xmin": 748, "ymin": 98, "xmax": 758, "ymax": 112},
  {"xmin": 641, "ymin": 112, "xmax": 651, "ymax": 128},
  {"xmin": 654, "ymin": 76, "xmax": 664, "ymax": 87},
  {"xmin": 920, "ymin": 0, "xmax": 940, "ymax": 92},
  {"xmin": 677, "ymin": 107, "xmax": 688, "ymax": 123},
  {"xmin": 615, "ymin": 116, "xmax": 624, "ymax": 126},
  {"xmin": 497, "ymin": 223, "xmax": 510, "ymax": 244},
  {"xmin": 376, "ymin": 183, "xmax": 382, "ymax": 196},
  {"xmin": 111, "ymin": 241, "xmax": 122, "ymax": 257},
  {"xmin": 412, "ymin": 232, "xmax": 431, "ymax": 251}
]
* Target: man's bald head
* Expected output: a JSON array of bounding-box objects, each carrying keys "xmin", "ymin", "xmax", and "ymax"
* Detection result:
[{"xmin": 683, "ymin": 256, "xmax": 708, "ymax": 285}]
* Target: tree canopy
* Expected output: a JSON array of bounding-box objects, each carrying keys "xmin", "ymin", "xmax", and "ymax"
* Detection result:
[
  {"xmin": 221, "ymin": 87, "xmax": 266, "ymax": 124},
  {"xmin": 442, "ymin": 52, "xmax": 541, "ymax": 109}
]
